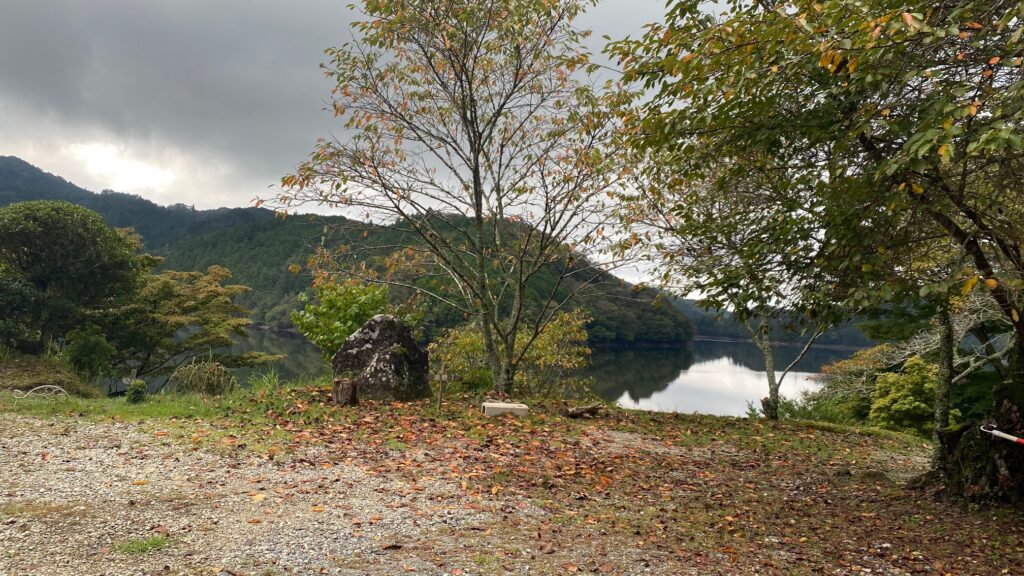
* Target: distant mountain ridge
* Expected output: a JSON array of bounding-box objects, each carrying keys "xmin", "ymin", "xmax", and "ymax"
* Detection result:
[
  {"xmin": 0, "ymin": 156, "xmax": 275, "ymax": 249},
  {"xmin": 0, "ymin": 156, "xmax": 696, "ymax": 346}
]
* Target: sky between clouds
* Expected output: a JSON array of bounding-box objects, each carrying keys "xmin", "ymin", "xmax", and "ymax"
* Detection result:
[{"xmin": 0, "ymin": 0, "xmax": 668, "ymax": 209}]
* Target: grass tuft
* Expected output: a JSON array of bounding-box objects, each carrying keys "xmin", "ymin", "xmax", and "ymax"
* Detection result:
[{"xmin": 113, "ymin": 535, "xmax": 168, "ymax": 554}]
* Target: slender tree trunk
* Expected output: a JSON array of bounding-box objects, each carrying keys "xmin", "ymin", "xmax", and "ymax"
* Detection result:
[
  {"xmin": 479, "ymin": 315, "xmax": 503, "ymax": 394},
  {"xmin": 762, "ymin": 358, "xmax": 780, "ymax": 420},
  {"xmin": 470, "ymin": 160, "xmax": 505, "ymax": 394},
  {"xmin": 752, "ymin": 319, "xmax": 780, "ymax": 420},
  {"xmin": 932, "ymin": 302, "xmax": 954, "ymax": 466},
  {"xmin": 500, "ymin": 337, "xmax": 517, "ymax": 396}
]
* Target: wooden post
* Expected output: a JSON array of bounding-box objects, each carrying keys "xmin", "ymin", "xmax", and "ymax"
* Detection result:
[
  {"xmin": 433, "ymin": 374, "xmax": 461, "ymax": 414},
  {"xmin": 333, "ymin": 377, "xmax": 358, "ymax": 406}
]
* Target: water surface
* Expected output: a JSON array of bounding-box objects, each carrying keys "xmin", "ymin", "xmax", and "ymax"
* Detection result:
[
  {"xmin": 585, "ymin": 341, "xmax": 852, "ymax": 416},
  {"xmin": 233, "ymin": 331, "xmax": 856, "ymax": 416}
]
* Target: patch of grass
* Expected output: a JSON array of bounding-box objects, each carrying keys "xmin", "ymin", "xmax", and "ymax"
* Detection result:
[
  {"xmin": 793, "ymin": 419, "xmax": 925, "ymax": 450},
  {"xmin": 248, "ymin": 367, "xmax": 282, "ymax": 391},
  {"xmin": 0, "ymin": 352, "xmax": 98, "ymax": 397},
  {"xmin": 0, "ymin": 391, "xmax": 224, "ymax": 420},
  {"xmin": 113, "ymin": 535, "xmax": 168, "ymax": 554},
  {"xmin": 386, "ymin": 437, "xmax": 410, "ymax": 451},
  {"xmin": 0, "ymin": 501, "xmax": 78, "ymax": 517},
  {"xmin": 473, "ymin": 553, "xmax": 501, "ymax": 569}
]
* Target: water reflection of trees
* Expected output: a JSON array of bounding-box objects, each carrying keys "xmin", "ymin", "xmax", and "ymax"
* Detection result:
[
  {"xmin": 586, "ymin": 341, "xmax": 856, "ymax": 403},
  {"xmin": 585, "ymin": 347, "xmax": 695, "ymax": 402},
  {"xmin": 691, "ymin": 341, "xmax": 852, "ymax": 373},
  {"xmin": 232, "ymin": 329, "xmax": 329, "ymax": 382}
]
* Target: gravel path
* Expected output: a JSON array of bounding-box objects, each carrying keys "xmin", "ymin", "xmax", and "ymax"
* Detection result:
[{"xmin": 0, "ymin": 415, "xmax": 491, "ymax": 576}]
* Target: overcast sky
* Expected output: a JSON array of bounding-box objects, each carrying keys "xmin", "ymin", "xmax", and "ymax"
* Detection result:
[{"xmin": 0, "ymin": 0, "xmax": 668, "ymax": 209}]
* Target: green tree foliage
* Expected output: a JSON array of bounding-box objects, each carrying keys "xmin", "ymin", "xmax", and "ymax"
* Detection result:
[
  {"xmin": 869, "ymin": 357, "xmax": 961, "ymax": 436},
  {"xmin": 0, "ymin": 200, "xmax": 273, "ymax": 386},
  {"xmin": 609, "ymin": 0, "xmax": 1024, "ymax": 370},
  {"xmin": 102, "ymin": 266, "xmax": 276, "ymax": 383},
  {"xmin": 429, "ymin": 310, "xmax": 593, "ymax": 399},
  {"xmin": 61, "ymin": 325, "xmax": 117, "ymax": 383},
  {"xmin": 0, "ymin": 201, "xmax": 150, "ymax": 353},
  {"xmin": 291, "ymin": 282, "xmax": 390, "ymax": 361}
]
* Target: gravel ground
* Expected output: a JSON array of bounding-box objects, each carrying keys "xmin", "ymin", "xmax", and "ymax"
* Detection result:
[
  {"xmin": 6, "ymin": 412, "xmax": 1011, "ymax": 576},
  {"xmin": 0, "ymin": 415, "xmax": 493, "ymax": 576}
]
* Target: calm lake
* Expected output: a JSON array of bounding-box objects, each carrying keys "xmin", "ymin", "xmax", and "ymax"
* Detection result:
[{"xmin": 233, "ymin": 330, "xmax": 856, "ymax": 417}]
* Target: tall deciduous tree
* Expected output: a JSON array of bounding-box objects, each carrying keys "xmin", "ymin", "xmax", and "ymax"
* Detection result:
[
  {"xmin": 610, "ymin": 0, "xmax": 1024, "ymax": 499},
  {"xmin": 274, "ymin": 0, "xmax": 627, "ymax": 394}
]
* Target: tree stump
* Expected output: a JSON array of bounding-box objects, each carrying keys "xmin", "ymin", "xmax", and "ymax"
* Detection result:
[{"xmin": 333, "ymin": 377, "xmax": 358, "ymax": 406}]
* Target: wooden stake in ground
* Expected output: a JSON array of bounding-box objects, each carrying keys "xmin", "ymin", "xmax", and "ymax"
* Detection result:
[{"xmin": 333, "ymin": 377, "xmax": 357, "ymax": 406}]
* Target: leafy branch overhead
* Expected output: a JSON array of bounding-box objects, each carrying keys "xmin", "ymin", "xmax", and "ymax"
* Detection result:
[{"xmin": 609, "ymin": 0, "xmax": 1024, "ymax": 327}]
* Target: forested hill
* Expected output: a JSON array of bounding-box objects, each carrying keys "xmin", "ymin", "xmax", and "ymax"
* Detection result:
[
  {"xmin": 672, "ymin": 298, "xmax": 873, "ymax": 348},
  {"xmin": 0, "ymin": 156, "xmax": 694, "ymax": 346}
]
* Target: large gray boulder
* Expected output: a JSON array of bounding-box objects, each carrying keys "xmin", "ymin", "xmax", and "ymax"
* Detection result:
[{"xmin": 331, "ymin": 314, "xmax": 430, "ymax": 402}]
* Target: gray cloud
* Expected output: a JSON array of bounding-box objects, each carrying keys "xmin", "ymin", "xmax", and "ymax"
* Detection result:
[{"xmin": 0, "ymin": 0, "xmax": 665, "ymax": 208}]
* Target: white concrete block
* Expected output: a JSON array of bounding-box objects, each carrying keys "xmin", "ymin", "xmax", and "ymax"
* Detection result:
[{"xmin": 482, "ymin": 401, "xmax": 529, "ymax": 417}]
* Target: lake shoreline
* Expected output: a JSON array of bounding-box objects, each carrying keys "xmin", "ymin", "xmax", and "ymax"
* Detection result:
[
  {"xmin": 250, "ymin": 322, "xmax": 867, "ymax": 353},
  {"xmin": 691, "ymin": 335, "xmax": 869, "ymax": 351}
]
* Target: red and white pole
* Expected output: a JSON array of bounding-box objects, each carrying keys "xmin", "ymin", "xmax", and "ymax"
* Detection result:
[{"xmin": 980, "ymin": 425, "xmax": 1024, "ymax": 445}]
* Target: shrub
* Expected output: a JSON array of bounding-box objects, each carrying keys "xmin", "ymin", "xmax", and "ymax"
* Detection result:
[
  {"xmin": 780, "ymin": 390, "xmax": 872, "ymax": 425},
  {"xmin": 429, "ymin": 310, "xmax": 594, "ymax": 399},
  {"xmin": 172, "ymin": 361, "xmax": 237, "ymax": 395},
  {"xmin": 291, "ymin": 282, "xmax": 390, "ymax": 361},
  {"xmin": 868, "ymin": 356, "xmax": 959, "ymax": 437},
  {"xmin": 61, "ymin": 325, "xmax": 116, "ymax": 382},
  {"xmin": 0, "ymin": 352, "xmax": 98, "ymax": 397},
  {"xmin": 125, "ymin": 379, "xmax": 147, "ymax": 404}
]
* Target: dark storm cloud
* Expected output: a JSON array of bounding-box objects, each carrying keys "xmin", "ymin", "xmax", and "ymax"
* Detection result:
[
  {"xmin": 1, "ymin": 1, "xmax": 347, "ymax": 178},
  {"xmin": 0, "ymin": 0, "xmax": 665, "ymax": 207}
]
